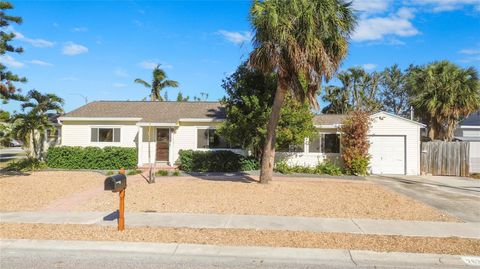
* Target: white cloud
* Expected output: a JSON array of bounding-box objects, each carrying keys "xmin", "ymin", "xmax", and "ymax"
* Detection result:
[
  {"xmin": 132, "ymin": 20, "xmax": 143, "ymax": 27},
  {"xmin": 409, "ymin": 0, "xmax": 480, "ymax": 12},
  {"xmin": 218, "ymin": 30, "xmax": 252, "ymax": 45},
  {"xmin": 14, "ymin": 31, "xmax": 55, "ymax": 48},
  {"xmin": 459, "ymin": 48, "xmax": 480, "ymax": 55},
  {"xmin": 114, "ymin": 67, "xmax": 129, "ymax": 77},
  {"xmin": 138, "ymin": 61, "xmax": 172, "ymax": 69},
  {"xmin": 113, "ymin": 83, "xmax": 127, "ymax": 88},
  {"xmin": 72, "ymin": 27, "xmax": 88, "ymax": 32},
  {"xmin": 29, "ymin": 60, "xmax": 53, "ymax": 66},
  {"xmin": 352, "ymin": 0, "xmax": 392, "ymax": 14},
  {"xmin": 362, "ymin": 63, "xmax": 377, "ymax": 70},
  {"xmin": 62, "ymin": 42, "xmax": 88, "ymax": 55},
  {"xmin": 352, "ymin": 8, "xmax": 419, "ymax": 42},
  {"xmin": 0, "ymin": 55, "xmax": 24, "ymax": 68}
]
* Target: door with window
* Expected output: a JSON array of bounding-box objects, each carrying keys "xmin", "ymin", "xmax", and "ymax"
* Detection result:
[{"xmin": 156, "ymin": 128, "xmax": 169, "ymax": 162}]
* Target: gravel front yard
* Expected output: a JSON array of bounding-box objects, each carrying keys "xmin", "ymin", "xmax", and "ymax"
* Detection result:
[
  {"xmin": 1, "ymin": 223, "xmax": 478, "ymax": 255},
  {"xmin": 78, "ymin": 177, "xmax": 455, "ymax": 221},
  {"xmin": 0, "ymin": 171, "xmax": 105, "ymax": 211}
]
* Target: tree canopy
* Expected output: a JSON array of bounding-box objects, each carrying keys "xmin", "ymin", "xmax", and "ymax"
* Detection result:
[
  {"xmin": 406, "ymin": 61, "xmax": 480, "ymax": 141},
  {"xmin": 134, "ymin": 64, "xmax": 179, "ymax": 101},
  {"xmin": 0, "ymin": 1, "xmax": 27, "ymax": 103},
  {"xmin": 218, "ymin": 64, "xmax": 316, "ymax": 159},
  {"xmin": 249, "ymin": 0, "xmax": 356, "ymax": 183}
]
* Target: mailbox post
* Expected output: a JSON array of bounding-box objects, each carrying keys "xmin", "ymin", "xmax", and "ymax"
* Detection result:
[{"xmin": 104, "ymin": 168, "xmax": 127, "ymax": 231}]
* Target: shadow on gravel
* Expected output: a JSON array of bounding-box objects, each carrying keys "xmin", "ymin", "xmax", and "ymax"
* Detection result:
[
  {"xmin": 103, "ymin": 211, "xmax": 118, "ymax": 221},
  {"xmin": 184, "ymin": 172, "xmax": 258, "ymax": 183}
]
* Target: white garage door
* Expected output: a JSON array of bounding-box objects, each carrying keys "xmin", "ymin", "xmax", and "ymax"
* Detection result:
[{"xmin": 369, "ymin": 136, "xmax": 405, "ymax": 175}]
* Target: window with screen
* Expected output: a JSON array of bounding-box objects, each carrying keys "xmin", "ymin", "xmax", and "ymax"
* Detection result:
[
  {"xmin": 91, "ymin": 128, "xmax": 120, "ymax": 142},
  {"xmin": 309, "ymin": 133, "xmax": 340, "ymax": 153},
  {"xmin": 197, "ymin": 129, "xmax": 233, "ymax": 149}
]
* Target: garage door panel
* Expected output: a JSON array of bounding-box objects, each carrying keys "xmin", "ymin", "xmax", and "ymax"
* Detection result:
[{"xmin": 369, "ymin": 136, "xmax": 405, "ymax": 175}]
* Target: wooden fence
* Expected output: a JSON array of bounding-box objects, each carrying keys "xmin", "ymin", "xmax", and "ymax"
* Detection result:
[{"xmin": 421, "ymin": 141, "xmax": 470, "ymax": 176}]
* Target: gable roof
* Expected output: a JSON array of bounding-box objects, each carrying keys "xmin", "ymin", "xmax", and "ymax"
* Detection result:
[
  {"xmin": 371, "ymin": 111, "xmax": 426, "ymax": 127},
  {"xmin": 313, "ymin": 114, "xmax": 346, "ymax": 126},
  {"xmin": 61, "ymin": 101, "xmax": 225, "ymax": 123},
  {"xmin": 459, "ymin": 110, "xmax": 480, "ymax": 127}
]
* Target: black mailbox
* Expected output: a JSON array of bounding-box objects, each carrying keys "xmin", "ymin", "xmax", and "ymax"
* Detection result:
[{"xmin": 104, "ymin": 174, "xmax": 127, "ymax": 192}]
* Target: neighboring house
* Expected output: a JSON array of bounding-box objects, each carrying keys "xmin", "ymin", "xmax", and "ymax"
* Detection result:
[
  {"xmin": 454, "ymin": 110, "xmax": 480, "ymax": 141},
  {"xmin": 58, "ymin": 101, "xmax": 424, "ymax": 175},
  {"xmin": 454, "ymin": 110, "xmax": 480, "ymax": 173}
]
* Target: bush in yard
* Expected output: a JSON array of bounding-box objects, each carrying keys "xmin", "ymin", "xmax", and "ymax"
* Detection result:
[
  {"xmin": 3, "ymin": 157, "xmax": 47, "ymax": 172},
  {"xmin": 177, "ymin": 150, "xmax": 259, "ymax": 172},
  {"xmin": 340, "ymin": 110, "xmax": 372, "ymax": 176},
  {"xmin": 46, "ymin": 146, "xmax": 137, "ymax": 170},
  {"xmin": 274, "ymin": 160, "xmax": 343, "ymax": 176},
  {"xmin": 156, "ymin": 170, "xmax": 169, "ymax": 176}
]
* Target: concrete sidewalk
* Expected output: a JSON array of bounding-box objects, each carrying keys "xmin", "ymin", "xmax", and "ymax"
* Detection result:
[
  {"xmin": 1, "ymin": 211, "xmax": 479, "ymax": 239},
  {"xmin": 2, "ymin": 239, "xmax": 478, "ymax": 268}
]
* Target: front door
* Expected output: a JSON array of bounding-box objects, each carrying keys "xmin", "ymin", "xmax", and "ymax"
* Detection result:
[{"xmin": 156, "ymin": 128, "xmax": 169, "ymax": 162}]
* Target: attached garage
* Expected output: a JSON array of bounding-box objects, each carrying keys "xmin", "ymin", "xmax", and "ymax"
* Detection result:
[
  {"xmin": 369, "ymin": 135, "xmax": 406, "ymax": 174},
  {"xmin": 368, "ymin": 112, "xmax": 424, "ymax": 175}
]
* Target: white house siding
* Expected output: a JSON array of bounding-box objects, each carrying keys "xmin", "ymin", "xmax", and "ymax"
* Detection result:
[
  {"xmin": 61, "ymin": 121, "xmax": 138, "ymax": 148},
  {"xmin": 368, "ymin": 114, "xmax": 421, "ymax": 175},
  {"xmin": 138, "ymin": 122, "xmax": 244, "ymax": 166},
  {"xmin": 470, "ymin": 141, "xmax": 480, "ymax": 173},
  {"xmin": 275, "ymin": 127, "xmax": 343, "ymax": 167}
]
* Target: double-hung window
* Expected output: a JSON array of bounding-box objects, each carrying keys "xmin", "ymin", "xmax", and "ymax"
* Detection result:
[
  {"xmin": 309, "ymin": 133, "xmax": 340, "ymax": 153},
  {"xmin": 197, "ymin": 129, "xmax": 233, "ymax": 149},
  {"xmin": 91, "ymin": 128, "xmax": 121, "ymax": 142}
]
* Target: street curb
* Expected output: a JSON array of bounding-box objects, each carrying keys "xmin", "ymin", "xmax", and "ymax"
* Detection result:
[{"xmin": 1, "ymin": 239, "xmax": 476, "ymax": 267}]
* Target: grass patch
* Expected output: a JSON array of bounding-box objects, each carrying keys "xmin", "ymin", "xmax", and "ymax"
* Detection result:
[
  {"xmin": 1, "ymin": 158, "xmax": 47, "ymax": 172},
  {"xmin": 172, "ymin": 170, "xmax": 180, "ymax": 176}
]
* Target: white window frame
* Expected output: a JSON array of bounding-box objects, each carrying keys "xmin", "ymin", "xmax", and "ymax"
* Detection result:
[
  {"xmin": 90, "ymin": 126, "xmax": 121, "ymax": 143},
  {"xmin": 307, "ymin": 132, "xmax": 341, "ymax": 155},
  {"xmin": 195, "ymin": 127, "xmax": 236, "ymax": 150}
]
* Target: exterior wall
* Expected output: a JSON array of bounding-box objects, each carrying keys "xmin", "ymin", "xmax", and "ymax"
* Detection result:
[
  {"xmin": 470, "ymin": 141, "xmax": 480, "ymax": 173},
  {"xmin": 368, "ymin": 114, "xmax": 421, "ymax": 175},
  {"xmin": 138, "ymin": 122, "xmax": 244, "ymax": 166},
  {"xmin": 61, "ymin": 121, "xmax": 138, "ymax": 148},
  {"xmin": 275, "ymin": 128, "xmax": 342, "ymax": 167},
  {"xmin": 455, "ymin": 127, "xmax": 480, "ymax": 138}
]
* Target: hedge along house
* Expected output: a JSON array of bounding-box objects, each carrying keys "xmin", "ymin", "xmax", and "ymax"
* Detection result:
[{"xmin": 58, "ymin": 101, "xmax": 424, "ymax": 175}]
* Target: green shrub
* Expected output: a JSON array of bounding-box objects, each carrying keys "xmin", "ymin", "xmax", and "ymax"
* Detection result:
[
  {"xmin": 239, "ymin": 156, "xmax": 260, "ymax": 171},
  {"xmin": 127, "ymin": 169, "xmax": 142, "ymax": 175},
  {"xmin": 156, "ymin": 170, "xmax": 169, "ymax": 176},
  {"xmin": 3, "ymin": 158, "xmax": 47, "ymax": 172},
  {"xmin": 347, "ymin": 155, "xmax": 370, "ymax": 176},
  {"xmin": 275, "ymin": 160, "xmax": 343, "ymax": 176},
  {"xmin": 172, "ymin": 170, "xmax": 180, "ymax": 176},
  {"xmin": 274, "ymin": 160, "xmax": 292, "ymax": 174},
  {"xmin": 177, "ymin": 150, "xmax": 258, "ymax": 172},
  {"xmin": 46, "ymin": 146, "xmax": 137, "ymax": 170},
  {"xmin": 314, "ymin": 161, "xmax": 343, "ymax": 176},
  {"xmin": 105, "ymin": 170, "xmax": 114, "ymax": 176}
]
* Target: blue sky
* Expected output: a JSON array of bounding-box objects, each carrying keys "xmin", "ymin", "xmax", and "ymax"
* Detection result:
[{"xmin": 2, "ymin": 0, "xmax": 480, "ymax": 113}]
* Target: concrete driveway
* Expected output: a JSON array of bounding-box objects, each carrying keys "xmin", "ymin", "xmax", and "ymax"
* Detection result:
[{"xmin": 367, "ymin": 175, "xmax": 480, "ymax": 222}]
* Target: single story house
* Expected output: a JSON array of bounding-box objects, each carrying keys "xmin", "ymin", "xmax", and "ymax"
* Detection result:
[
  {"xmin": 454, "ymin": 110, "xmax": 480, "ymax": 173},
  {"xmin": 58, "ymin": 101, "xmax": 424, "ymax": 175}
]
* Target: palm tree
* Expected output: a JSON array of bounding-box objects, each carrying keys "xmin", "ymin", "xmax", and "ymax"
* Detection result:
[
  {"xmin": 249, "ymin": 0, "xmax": 356, "ymax": 183},
  {"xmin": 407, "ymin": 61, "xmax": 480, "ymax": 141},
  {"xmin": 14, "ymin": 90, "xmax": 64, "ymax": 159},
  {"xmin": 134, "ymin": 65, "xmax": 179, "ymax": 101}
]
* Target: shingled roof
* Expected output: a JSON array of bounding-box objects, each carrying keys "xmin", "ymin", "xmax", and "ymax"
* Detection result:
[
  {"xmin": 312, "ymin": 114, "xmax": 346, "ymax": 125},
  {"xmin": 62, "ymin": 101, "xmax": 225, "ymax": 123},
  {"xmin": 62, "ymin": 101, "xmax": 349, "ymax": 125}
]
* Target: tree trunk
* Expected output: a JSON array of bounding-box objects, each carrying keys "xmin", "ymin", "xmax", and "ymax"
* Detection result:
[{"xmin": 259, "ymin": 76, "xmax": 287, "ymax": 184}]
